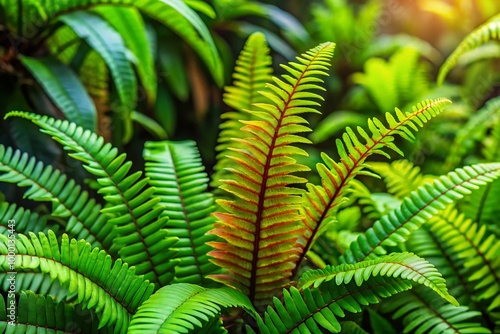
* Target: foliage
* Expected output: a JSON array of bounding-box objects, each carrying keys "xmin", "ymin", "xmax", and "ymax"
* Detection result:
[{"xmin": 0, "ymin": 2, "xmax": 500, "ymax": 333}]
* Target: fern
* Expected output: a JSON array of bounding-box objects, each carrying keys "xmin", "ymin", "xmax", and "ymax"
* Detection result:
[
  {"xmin": 143, "ymin": 140, "xmax": 219, "ymax": 285},
  {"xmin": 407, "ymin": 227, "xmax": 472, "ymax": 304},
  {"xmin": 129, "ymin": 283, "xmax": 257, "ymax": 333},
  {"xmin": 208, "ymin": 42, "xmax": 335, "ymax": 305},
  {"xmin": 430, "ymin": 207, "xmax": 500, "ymax": 311},
  {"xmin": 212, "ymin": 32, "xmax": 273, "ymax": 189},
  {"xmin": 0, "ymin": 231, "xmax": 154, "ymax": 333},
  {"xmin": 370, "ymin": 160, "xmax": 432, "ymax": 199},
  {"xmin": 462, "ymin": 178, "xmax": 500, "ymax": 237},
  {"xmin": 296, "ymin": 98, "xmax": 451, "ymax": 271},
  {"xmin": 0, "ymin": 144, "xmax": 112, "ymax": 250},
  {"xmin": 0, "ymin": 202, "xmax": 48, "ymax": 236},
  {"xmin": 4, "ymin": 112, "xmax": 178, "ymax": 286},
  {"xmin": 2, "ymin": 0, "xmax": 223, "ymax": 85},
  {"xmin": 353, "ymin": 48, "xmax": 431, "ymax": 113},
  {"xmin": 438, "ymin": 13, "xmax": 500, "ymax": 85},
  {"xmin": 257, "ymin": 253, "xmax": 456, "ymax": 334},
  {"xmin": 0, "ymin": 291, "xmax": 111, "ymax": 333},
  {"xmin": 341, "ymin": 163, "xmax": 500, "ymax": 264},
  {"xmin": 445, "ymin": 96, "xmax": 500, "ymax": 169},
  {"xmin": 385, "ymin": 287, "xmax": 491, "ymax": 334}
]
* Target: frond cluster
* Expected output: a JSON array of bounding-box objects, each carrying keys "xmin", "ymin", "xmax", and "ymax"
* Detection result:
[
  {"xmin": 5, "ymin": 112, "xmax": 179, "ymax": 286},
  {"xmin": 297, "ymin": 98, "xmax": 451, "ymax": 268},
  {"xmin": 0, "ymin": 231, "xmax": 154, "ymax": 333}
]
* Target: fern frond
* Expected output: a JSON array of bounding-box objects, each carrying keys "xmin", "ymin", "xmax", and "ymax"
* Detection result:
[
  {"xmin": 0, "ymin": 202, "xmax": 48, "ymax": 236},
  {"xmin": 438, "ymin": 13, "xmax": 500, "ymax": 85},
  {"xmin": 462, "ymin": 179, "xmax": 500, "ymax": 236},
  {"xmin": 129, "ymin": 283, "xmax": 257, "ymax": 333},
  {"xmin": 296, "ymin": 98, "xmax": 451, "ymax": 271},
  {"xmin": 341, "ymin": 163, "xmax": 500, "ymax": 264},
  {"xmin": 445, "ymin": 96, "xmax": 500, "ymax": 169},
  {"xmin": 4, "ymin": 112, "xmax": 178, "ymax": 286},
  {"xmin": 208, "ymin": 42, "xmax": 335, "ymax": 305},
  {"xmin": 143, "ymin": 140, "xmax": 218, "ymax": 285},
  {"xmin": 0, "ymin": 291, "xmax": 110, "ymax": 333},
  {"xmin": 407, "ymin": 227, "xmax": 472, "ymax": 304},
  {"xmin": 298, "ymin": 252, "xmax": 457, "ymax": 305},
  {"xmin": 370, "ymin": 160, "xmax": 431, "ymax": 199},
  {"xmin": 353, "ymin": 48, "xmax": 430, "ymax": 113},
  {"xmin": 258, "ymin": 253, "xmax": 456, "ymax": 334},
  {"xmin": 430, "ymin": 207, "xmax": 500, "ymax": 310},
  {"xmin": 0, "ymin": 231, "xmax": 154, "ymax": 333},
  {"xmin": 0, "ymin": 144, "xmax": 112, "ymax": 250},
  {"xmin": 212, "ymin": 32, "xmax": 273, "ymax": 188},
  {"xmin": 385, "ymin": 287, "xmax": 491, "ymax": 334}
]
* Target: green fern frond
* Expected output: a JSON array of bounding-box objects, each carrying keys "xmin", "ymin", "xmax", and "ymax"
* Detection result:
[
  {"xmin": 296, "ymin": 98, "xmax": 451, "ymax": 271},
  {"xmin": 0, "ymin": 231, "xmax": 154, "ymax": 333},
  {"xmin": 445, "ymin": 96, "xmax": 500, "ymax": 169},
  {"xmin": 4, "ymin": 112, "xmax": 178, "ymax": 286},
  {"xmin": 208, "ymin": 42, "xmax": 335, "ymax": 305},
  {"xmin": 407, "ymin": 227, "xmax": 472, "ymax": 304},
  {"xmin": 370, "ymin": 160, "xmax": 432, "ymax": 199},
  {"xmin": 0, "ymin": 144, "xmax": 112, "ymax": 250},
  {"xmin": 129, "ymin": 283, "xmax": 257, "ymax": 333},
  {"xmin": 430, "ymin": 207, "xmax": 500, "ymax": 310},
  {"xmin": 258, "ymin": 252, "xmax": 456, "ymax": 334},
  {"xmin": 438, "ymin": 13, "xmax": 500, "ymax": 85},
  {"xmin": 258, "ymin": 279, "xmax": 412, "ymax": 334},
  {"xmin": 353, "ymin": 48, "xmax": 431, "ymax": 113},
  {"xmin": 462, "ymin": 179, "xmax": 500, "ymax": 236},
  {"xmin": 298, "ymin": 252, "xmax": 457, "ymax": 305},
  {"xmin": 212, "ymin": 32, "xmax": 273, "ymax": 188},
  {"xmin": 384, "ymin": 287, "xmax": 491, "ymax": 334},
  {"xmin": 0, "ymin": 291, "xmax": 110, "ymax": 333},
  {"xmin": 0, "ymin": 202, "xmax": 48, "ymax": 236},
  {"xmin": 341, "ymin": 163, "xmax": 500, "ymax": 264},
  {"xmin": 143, "ymin": 140, "xmax": 219, "ymax": 285}
]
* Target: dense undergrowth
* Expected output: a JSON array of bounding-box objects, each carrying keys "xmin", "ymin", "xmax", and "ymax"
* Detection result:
[{"xmin": 0, "ymin": 0, "xmax": 499, "ymax": 333}]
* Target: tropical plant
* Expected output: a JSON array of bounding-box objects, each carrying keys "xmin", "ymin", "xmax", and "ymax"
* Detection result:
[
  {"xmin": 1, "ymin": 31, "xmax": 500, "ymax": 334},
  {"xmin": 0, "ymin": 0, "xmax": 223, "ymax": 149}
]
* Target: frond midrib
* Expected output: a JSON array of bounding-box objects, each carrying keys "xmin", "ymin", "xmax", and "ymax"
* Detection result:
[{"xmin": 296, "ymin": 100, "xmax": 442, "ymax": 272}]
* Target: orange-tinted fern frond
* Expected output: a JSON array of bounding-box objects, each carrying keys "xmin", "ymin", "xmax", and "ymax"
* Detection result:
[
  {"xmin": 294, "ymin": 98, "xmax": 451, "ymax": 273},
  {"xmin": 212, "ymin": 32, "xmax": 273, "ymax": 188},
  {"xmin": 208, "ymin": 42, "xmax": 335, "ymax": 305}
]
